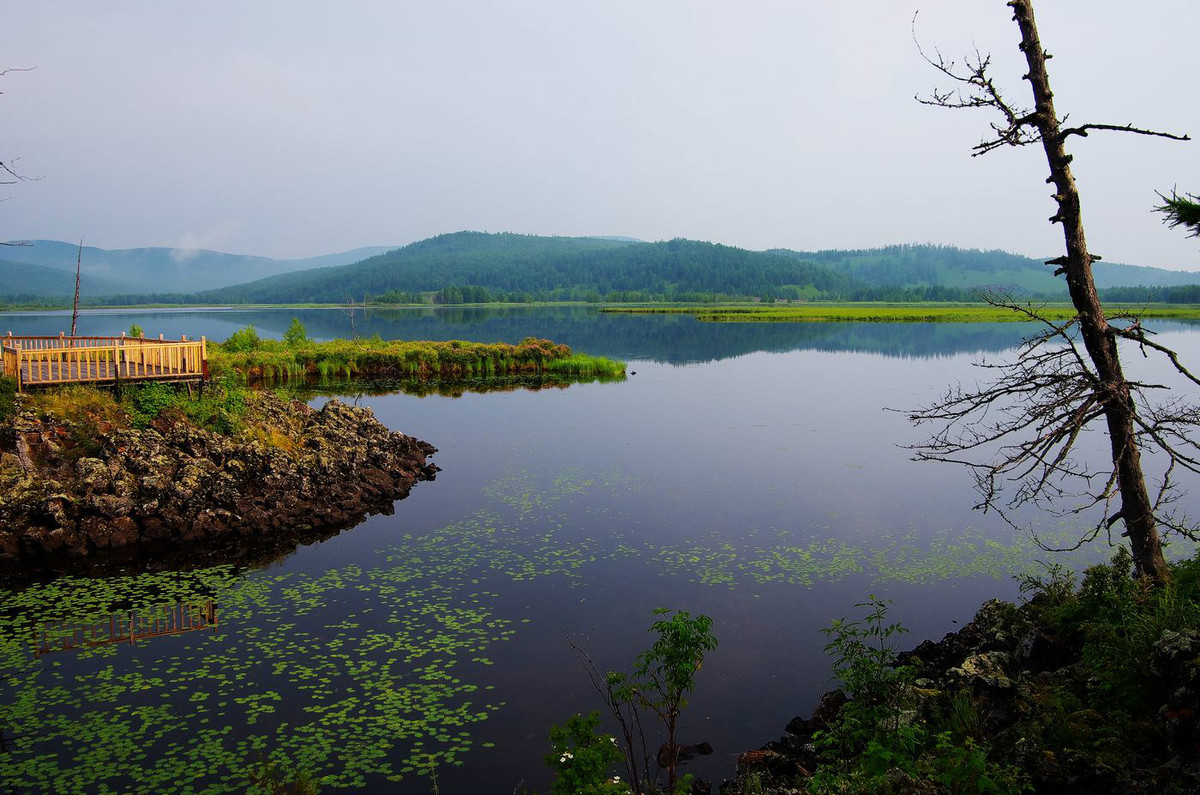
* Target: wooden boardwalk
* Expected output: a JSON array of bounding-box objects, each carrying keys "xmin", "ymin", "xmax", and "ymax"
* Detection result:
[{"xmin": 2, "ymin": 333, "xmax": 208, "ymax": 391}]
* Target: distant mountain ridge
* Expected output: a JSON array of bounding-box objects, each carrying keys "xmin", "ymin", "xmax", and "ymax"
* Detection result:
[
  {"xmin": 3, "ymin": 240, "xmax": 396, "ymax": 295},
  {"xmin": 4, "ymin": 233, "xmax": 1199, "ymax": 304},
  {"xmin": 0, "ymin": 259, "xmax": 140, "ymax": 299}
]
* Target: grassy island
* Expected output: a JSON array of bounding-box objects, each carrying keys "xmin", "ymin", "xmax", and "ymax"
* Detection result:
[{"xmin": 208, "ymin": 325, "xmax": 626, "ymax": 383}]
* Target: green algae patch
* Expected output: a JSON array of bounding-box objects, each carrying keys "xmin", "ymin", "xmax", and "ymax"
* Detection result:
[
  {"xmin": 0, "ymin": 562, "xmax": 510, "ymax": 793},
  {"xmin": 4, "ymin": 462, "xmax": 1182, "ymax": 793}
]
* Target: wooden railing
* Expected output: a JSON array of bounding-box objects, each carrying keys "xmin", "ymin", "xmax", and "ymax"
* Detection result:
[{"xmin": 1, "ymin": 332, "xmax": 208, "ymax": 390}]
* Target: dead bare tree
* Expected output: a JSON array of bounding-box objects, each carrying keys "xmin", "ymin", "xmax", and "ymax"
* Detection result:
[
  {"xmin": 339, "ymin": 298, "xmax": 359, "ymax": 338},
  {"xmin": 70, "ymin": 237, "xmax": 83, "ymax": 336},
  {"xmin": 907, "ymin": 0, "xmax": 1194, "ymax": 584}
]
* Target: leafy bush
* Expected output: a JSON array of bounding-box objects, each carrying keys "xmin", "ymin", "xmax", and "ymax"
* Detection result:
[
  {"xmin": 122, "ymin": 382, "xmax": 179, "ymax": 429},
  {"xmin": 116, "ymin": 379, "xmax": 249, "ymax": 435},
  {"xmin": 283, "ymin": 318, "xmax": 308, "ymax": 348},
  {"xmin": 223, "ymin": 325, "xmax": 263, "ymax": 353},
  {"xmin": 545, "ymin": 712, "xmax": 626, "ymax": 795},
  {"xmin": 812, "ymin": 597, "xmax": 1027, "ymax": 795},
  {"xmin": 128, "ymin": 323, "xmax": 144, "ymax": 339},
  {"xmin": 181, "ymin": 379, "xmax": 248, "ymax": 436}
]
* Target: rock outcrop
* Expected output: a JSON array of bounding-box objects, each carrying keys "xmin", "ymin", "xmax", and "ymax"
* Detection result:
[
  {"xmin": 723, "ymin": 596, "xmax": 1200, "ymax": 795},
  {"xmin": 0, "ymin": 393, "xmax": 437, "ymax": 566}
]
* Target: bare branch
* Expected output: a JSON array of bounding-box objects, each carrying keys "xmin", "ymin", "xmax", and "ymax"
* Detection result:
[{"xmin": 1059, "ymin": 122, "xmax": 1190, "ymax": 143}]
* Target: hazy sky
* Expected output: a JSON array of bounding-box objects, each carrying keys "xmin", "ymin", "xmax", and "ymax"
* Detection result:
[{"xmin": 5, "ymin": 2, "xmax": 1198, "ymax": 269}]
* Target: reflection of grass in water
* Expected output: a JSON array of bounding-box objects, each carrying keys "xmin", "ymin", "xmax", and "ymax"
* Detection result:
[{"xmin": 4, "ymin": 468, "xmax": 1190, "ymax": 793}]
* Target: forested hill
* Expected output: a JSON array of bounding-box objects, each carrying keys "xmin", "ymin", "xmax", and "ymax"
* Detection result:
[
  {"xmin": 772, "ymin": 244, "xmax": 1200, "ymax": 294},
  {"xmin": 194, "ymin": 232, "xmax": 863, "ymax": 304},
  {"xmin": 8, "ymin": 233, "xmax": 1200, "ymax": 306}
]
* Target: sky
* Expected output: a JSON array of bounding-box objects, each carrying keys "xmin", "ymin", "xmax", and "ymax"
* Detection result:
[{"xmin": 4, "ymin": 1, "xmax": 1199, "ymax": 269}]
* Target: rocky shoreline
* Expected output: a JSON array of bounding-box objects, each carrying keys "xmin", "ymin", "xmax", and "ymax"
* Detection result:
[
  {"xmin": 0, "ymin": 392, "xmax": 437, "ymax": 568},
  {"xmin": 722, "ymin": 586, "xmax": 1200, "ymax": 795}
]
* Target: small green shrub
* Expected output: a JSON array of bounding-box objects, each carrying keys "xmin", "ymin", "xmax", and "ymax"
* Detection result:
[
  {"xmin": 283, "ymin": 318, "xmax": 308, "ymax": 348},
  {"xmin": 812, "ymin": 597, "xmax": 1027, "ymax": 795},
  {"xmin": 545, "ymin": 712, "xmax": 626, "ymax": 795},
  {"xmin": 122, "ymin": 382, "xmax": 179, "ymax": 428},
  {"xmin": 181, "ymin": 379, "xmax": 248, "ymax": 436},
  {"xmin": 223, "ymin": 325, "xmax": 263, "ymax": 353},
  {"xmin": 116, "ymin": 379, "xmax": 248, "ymax": 436},
  {"xmin": 128, "ymin": 323, "xmax": 144, "ymax": 339}
]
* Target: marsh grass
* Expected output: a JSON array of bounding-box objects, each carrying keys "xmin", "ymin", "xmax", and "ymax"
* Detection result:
[{"xmin": 209, "ymin": 332, "xmax": 625, "ymax": 383}]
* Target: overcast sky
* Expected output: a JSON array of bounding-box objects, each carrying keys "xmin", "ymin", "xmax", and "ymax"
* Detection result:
[{"xmin": 4, "ymin": 2, "xmax": 1198, "ymax": 269}]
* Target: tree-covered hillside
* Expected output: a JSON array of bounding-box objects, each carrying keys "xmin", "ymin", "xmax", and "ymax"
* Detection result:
[
  {"xmin": 9, "ymin": 233, "xmax": 1199, "ymax": 306},
  {"xmin": 195, "ymin": 232, "xmax": 865, "ymax": 304},
  {"xmin": 772, "ymin": 243, "xmax": 1200, "ymax": 293}
]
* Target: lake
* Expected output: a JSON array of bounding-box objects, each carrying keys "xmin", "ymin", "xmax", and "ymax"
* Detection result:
[{"xmin": 3, "ymin": 306, "xmax": 1198, "ymax": 793}]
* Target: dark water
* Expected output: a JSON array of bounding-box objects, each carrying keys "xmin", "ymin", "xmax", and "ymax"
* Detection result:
[{"xmin": 2, "ymin": 307, "xmax": 1199, "ymax": 794}]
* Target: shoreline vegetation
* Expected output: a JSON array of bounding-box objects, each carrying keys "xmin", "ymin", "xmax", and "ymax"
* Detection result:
[
  {"xmin": 7, "ymin": 300, "xmax": 1200, "ymax": 325},
  {"xmin": 603, "ymin": 303, "xmax": 1200, "ymax": 323},
  {"xmin": 209, "ymin": 326, "xmax": 626, "ymax": 383},
  {"xmin": 724, "ymin": 549, "xmax": 1200, "ymax": 795}
]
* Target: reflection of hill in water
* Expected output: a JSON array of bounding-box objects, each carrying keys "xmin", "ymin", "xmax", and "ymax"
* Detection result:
[
  {"xmin": 256, "ymin": 307, "xmax": 1037, "ymax": 363},
  {"xmin": 13, "ymin": 306, "xmax": 1200, "ymax": 364}
]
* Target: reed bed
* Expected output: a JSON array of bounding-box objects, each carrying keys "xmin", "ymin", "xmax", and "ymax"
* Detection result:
[{"xmin": 209, "ymin": 334, "xmax": 626, "ymax": 383}]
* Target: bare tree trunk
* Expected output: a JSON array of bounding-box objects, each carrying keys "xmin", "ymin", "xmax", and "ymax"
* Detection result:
[
  {"xmin": 1009, "ymin": 0, "xmax": 1169, "ymax": 583},
  {"xmin": 70, "ymin": 237, "xmax": 83, "ymax": 337}
]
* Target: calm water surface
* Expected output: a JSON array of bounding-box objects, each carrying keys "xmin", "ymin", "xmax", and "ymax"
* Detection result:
[{"xmin": 2, "ymin": 307, "xmax": 1198, "ymax": 793}]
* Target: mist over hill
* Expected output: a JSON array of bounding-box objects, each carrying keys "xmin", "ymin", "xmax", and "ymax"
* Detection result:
[
  {"xmin": 1, "ymin": 259, "xmax": 139, "ymax": 300},
  {"xmin": 3, "ymin": 240, "xmax": 395, "ymax": 295}
]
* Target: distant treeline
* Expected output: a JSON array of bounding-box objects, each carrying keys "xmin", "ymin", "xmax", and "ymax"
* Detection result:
[
  {"xmin": 5, "ymin": 233, "xmax": 1199, "ymax": 308},
  {"xmin": 1098, "ymin": 285, "xmax": 1200, "ymax": 304}
]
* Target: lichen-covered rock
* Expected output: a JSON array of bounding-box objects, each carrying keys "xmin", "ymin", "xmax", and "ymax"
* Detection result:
[
  {"xmin": 951, "ymin": 651, "xmax": 1015, "ymax": 690},
  {"xmin": 0, "ymin": 393, "xmax": 437, "ymax": 566}
]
